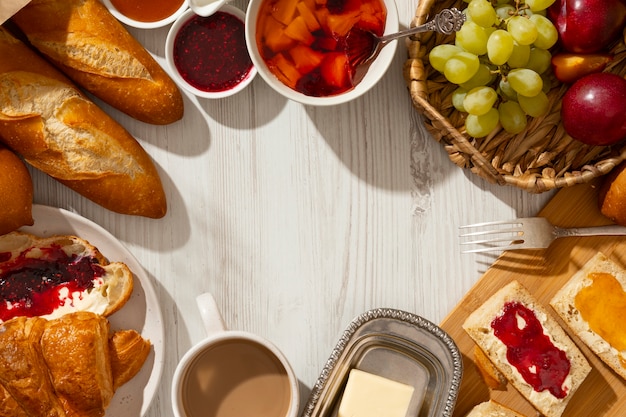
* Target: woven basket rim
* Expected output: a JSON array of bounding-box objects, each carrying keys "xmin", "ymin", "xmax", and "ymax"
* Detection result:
[{"xmin": 404, "ymin": 0, "xmax": 626, "ymax": 193}]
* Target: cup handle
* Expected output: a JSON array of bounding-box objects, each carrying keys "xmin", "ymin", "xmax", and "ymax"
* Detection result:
[{"xmin": 196, "ymin": 293, "xmax": 227, "ymax": 336}]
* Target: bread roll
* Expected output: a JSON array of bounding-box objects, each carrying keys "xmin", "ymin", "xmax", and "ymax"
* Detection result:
[
  {"xmin": 0, "ymin": 145, "xmax": 33, "ymax": 235},
  {"xmin": 0, "ymin": 231, "xmax": 134, "ymax": 322},
  {"xmin": 0, "ymin": 27, "xmax": 167, "ymax": 218},
  {"xmin": 464, "ymin": 400, "xmax": 525, "ymax": 417},
  {"xmin": 11, "ymin": 0, "xmax": 184, "ymax": 125},
  {"xmin": 599, "ymin": 161, "xmax": 626, "ymax": 226},
  {"xmin": 462, "ymin": 281, "xmax": 591, "ymax": 417},
  {"xmin": 551, "ymin": 252, "xmax": 626, "ymax": 380}
]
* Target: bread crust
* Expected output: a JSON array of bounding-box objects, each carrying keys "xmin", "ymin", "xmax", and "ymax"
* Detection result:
[
  {"xmin": 0, "ymin": 27, "xmax": 167, "ymax": 218},
  {"xmin": 0, "ymin": 145, "xmax": 33, "ymax": 235},
  {"xmin": 11, "ymin": 0, "xmax": 184, "ymax": 125},
  {"xmin": 462, "ymin": 281, "xmax": 591, "ymax": 417},
  {"xmin": 464, "ymin": 400, "xmax": 525, "ymax": 417},
  {"xmin": 550, "ymin": 252, "xmax": 626, "ymax": 381},
  {"xmin": 0, "ymin": 231, "xmax": 134, "ymax": 320}
]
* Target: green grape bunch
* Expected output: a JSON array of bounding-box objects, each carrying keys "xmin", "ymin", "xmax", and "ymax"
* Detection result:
[{"xmin": 429, "ymin": 0, "xmax": 558, "ymax": 138}]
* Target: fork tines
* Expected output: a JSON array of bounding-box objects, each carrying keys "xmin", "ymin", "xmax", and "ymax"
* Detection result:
[{"xmin": 459, "ymin": 220, "xmax": 526, "ymax": 253}]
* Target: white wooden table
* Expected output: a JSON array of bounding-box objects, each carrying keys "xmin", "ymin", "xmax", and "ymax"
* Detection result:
[{"xmin": 30, "ymin": 1, "xmax": 555, "ymax": 415}]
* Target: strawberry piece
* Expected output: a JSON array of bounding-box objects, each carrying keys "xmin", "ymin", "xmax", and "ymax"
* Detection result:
[{"xmin": 320, "ymin": 52, "xmax": 351, "ymax": 88}]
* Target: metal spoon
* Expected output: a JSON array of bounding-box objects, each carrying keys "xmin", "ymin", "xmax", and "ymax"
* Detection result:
[{"xmin": 346, "ymin": 8, "xmax": 466, "ymax": 69}]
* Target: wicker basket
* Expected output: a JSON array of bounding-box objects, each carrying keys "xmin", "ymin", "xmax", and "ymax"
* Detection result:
[{"xmin": 404, "ymin": 0, "xmax": 626, "ymax": 193}]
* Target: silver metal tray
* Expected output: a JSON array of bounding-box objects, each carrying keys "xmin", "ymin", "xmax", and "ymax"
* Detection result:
[{"xmin": 302, "ymin": 308, "xmax": 462, "ymax": 417}]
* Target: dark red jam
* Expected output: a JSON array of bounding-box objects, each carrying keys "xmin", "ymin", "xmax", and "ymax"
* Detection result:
[
  {"xmin": 0, "ymin": 245, "xmax": 104, "ymax": 322},
  {"xmin": 173, "ymin": 12, "xmax": 254, "ymax": 93},
  {"xmin": 491, "ymin": 301, "xmax": 571, "ymax": 399}
]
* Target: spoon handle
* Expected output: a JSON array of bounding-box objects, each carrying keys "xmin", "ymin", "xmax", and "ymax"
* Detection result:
[{"xmin": 379, "ymin": 8, "xmax": 465, "ymax": 45}]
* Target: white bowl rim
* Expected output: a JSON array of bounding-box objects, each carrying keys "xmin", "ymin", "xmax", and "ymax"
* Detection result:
[
  {"xmin": 165, "ymin": 6, "xmax": 257, "ymax": 99},
  {"xmin": 101, "ymin": 0, "xmax": 190, "ymax": 29},
  {"xmin": 245, "ymin": 0, "xmax": 399, "ymax": 106}
]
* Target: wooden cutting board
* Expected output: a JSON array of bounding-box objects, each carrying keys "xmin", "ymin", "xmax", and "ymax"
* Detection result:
[{"xmin": 442, "ymin": 180, "xmax": 626, "ymax": 417}]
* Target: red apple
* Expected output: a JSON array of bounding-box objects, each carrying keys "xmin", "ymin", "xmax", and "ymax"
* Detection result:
[
  {"xmin": 548, "ymin": 0, "xmax": 626, "ymax": 53},
  {"xmin": 561, "ymin": 73, "xmax": 626, "ymax": 146}
]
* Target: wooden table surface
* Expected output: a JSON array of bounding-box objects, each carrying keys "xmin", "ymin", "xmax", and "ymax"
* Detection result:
[{"xmin": 29, "ymin": 1, "xmax": 556, "ymax": 415}]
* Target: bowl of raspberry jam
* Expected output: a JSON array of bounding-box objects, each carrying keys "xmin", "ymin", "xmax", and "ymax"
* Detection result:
[
  {"xmin": 166, "ymin": 6, "xmax": 257, "ymax": 99},
  {"xmin": 245, "ymin": 0, "xmax": 399, "ymax": 106}
]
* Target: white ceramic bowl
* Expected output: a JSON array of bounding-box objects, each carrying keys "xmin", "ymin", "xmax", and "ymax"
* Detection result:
[
  {"xmin": 165, "ymin": 6, "xmax": 257, "ymax": 99},
  {"xmin": 102, "ymin": 0, "xmax": 189, "ymax": 29},
  {"xmin": 245, "ymin": 0, "xmax": 399, "ymax": 106}
]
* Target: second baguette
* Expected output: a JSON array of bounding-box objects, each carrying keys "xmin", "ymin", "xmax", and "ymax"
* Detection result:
[{"xmin": 11, "ymin": 0, "xmax": 184, "ymax": 125}]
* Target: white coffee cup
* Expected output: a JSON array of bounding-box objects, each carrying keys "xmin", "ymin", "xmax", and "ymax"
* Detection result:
[{"xmin": 172, "ymin": 293, "xmax": 300, "ymax": 417}]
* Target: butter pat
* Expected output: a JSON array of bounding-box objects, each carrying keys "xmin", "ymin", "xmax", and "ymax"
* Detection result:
[{"xmin": 338, "ymin": 369, "xmax": 414, "ymax": 417}]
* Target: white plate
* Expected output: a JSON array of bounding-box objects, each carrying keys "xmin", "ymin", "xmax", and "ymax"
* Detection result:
[{"xmin": 18, "ymin": 204, "xmax": 164, "ymax": 417}]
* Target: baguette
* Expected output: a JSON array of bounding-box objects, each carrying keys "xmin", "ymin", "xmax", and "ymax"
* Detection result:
[
  {"xmin": 462, "ymin": 281, "xmax": 591, "ymax": 417},
  {"xmin": 0, "ymin": 26, "xmax": 167, "ymax": 218},
  {"xmin": 550, "ymin": 252, "xmax": 626, "ymax": 380},
  {"xmin": 0, "ymin": 231, "xmax": 134, "ymax": 322},
  {"xmin": 11, "ymin": 0, "xmax": 184, "ymax": 125},
  {"xmin": 599, "ymin": 161, "xmax": 626, "ymax": 226},
  {"xmin": 0, "ymin": 145, "xmax": 33, "ymax": 235},
  {"xmin": 464, "ymin": 400, "xmax": 526, "ymax": 417}
]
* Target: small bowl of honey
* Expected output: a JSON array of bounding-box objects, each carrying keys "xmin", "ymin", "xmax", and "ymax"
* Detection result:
[
  {"xmin": 102, "ymin": 0, "xmax": 189, "ymax": 29},
  {"xmin": 165, "ymin": 6, "xmax": 257, "ymax": 99},
  {"xmin": 245, "ymin": 0, "xmax": 399, "ymax": 106}
]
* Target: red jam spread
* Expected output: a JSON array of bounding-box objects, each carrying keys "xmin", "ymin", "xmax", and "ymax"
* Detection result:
[
  {"xmin": 491, "ymin": 301, "xmax": 571, "ymax": 399},
  {"xmin": 0, "ymin": 245, "xmax": 104, "ymax": 322},
  {"xmin": 255, "ymin": 0, "xmax": 387, "ymax": 97},
  {"xmin": 173, "ymin": 12, "xmax": 254, "ymax": 93},
  {"xmin": 575, "ymin": 272, "xmax": 626, "ymax": 353}
]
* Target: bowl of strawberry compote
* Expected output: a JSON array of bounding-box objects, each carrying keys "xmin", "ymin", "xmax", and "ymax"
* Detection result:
[{"xmin": 245, "ymin": 0, "xmax": 399, "ymax": 105}]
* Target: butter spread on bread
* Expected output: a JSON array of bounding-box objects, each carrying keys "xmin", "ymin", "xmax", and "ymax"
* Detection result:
[
  {"xmin": 0, "ymin": 145, "xmax": 33, "ymax": 235},
  {"xmin": 0, "ymin": 232, "xmax": 133, "ymax": 323},
  {"xmin": 0, "ymin": 27, "xmax": 167, "ymax": 218},
  {"xmin": 0, "ymin": 312, "xmax": 150, "ymax": 417},
  {"xmin": 463, "ymin": 281, "xmax": 591, "ymax": 417},
  {"xmin": 11, "ymin": 0, "xmax": 184, "ymax": 125},
  {"xmin": 551, "ymin": 252, "xmax": 626, "ymax": 380}
]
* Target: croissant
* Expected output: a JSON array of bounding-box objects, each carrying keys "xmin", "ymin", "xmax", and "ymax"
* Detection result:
[{"xmin": 0, "ymin": 312, "xmax": 150, "ymax": 417}]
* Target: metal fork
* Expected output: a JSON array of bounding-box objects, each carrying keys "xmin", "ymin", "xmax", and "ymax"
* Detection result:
[{"xmin": 459, "ymin": 217, "xmax": 626, "ymax": 253}]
